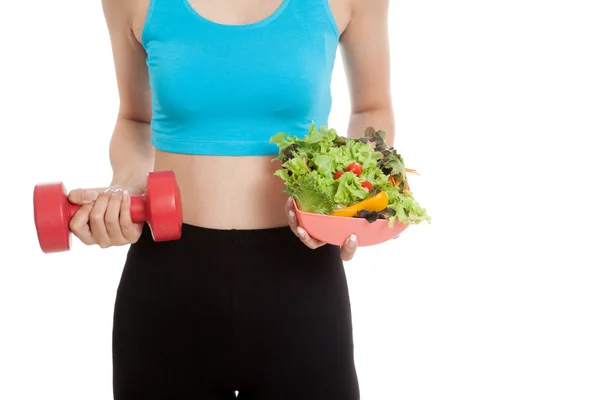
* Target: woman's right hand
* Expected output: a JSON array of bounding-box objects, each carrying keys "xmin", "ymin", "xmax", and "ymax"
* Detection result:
[{"xmin": 67, "ymin": 187, "xmax": 144, "ymax": 248}]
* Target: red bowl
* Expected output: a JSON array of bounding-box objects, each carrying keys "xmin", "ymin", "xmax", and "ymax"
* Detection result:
[{"xmin": 292, "ymin": 199, "xmax": 408, "ymax": 247}]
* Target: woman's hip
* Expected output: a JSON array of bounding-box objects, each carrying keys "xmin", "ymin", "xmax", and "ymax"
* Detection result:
[
  {"xmin": 115, "ymin": 222, "xmax": 352, "ymax": 322},
  {"xmin": 112, "ymin": 222, "xmax": 357, "ymax": 397}
]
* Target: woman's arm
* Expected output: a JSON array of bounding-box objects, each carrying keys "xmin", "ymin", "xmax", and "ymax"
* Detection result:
[
  {"xmin": 102, "ymin": 0, "xmax": 154, "ymax": 191},
  {"xmin": 66, "ymin": 0, "xmax": 153, "ymax": 248},
  {"xmin": 340, "ymin": 0, "xmax": 394, "ymax": 145}
]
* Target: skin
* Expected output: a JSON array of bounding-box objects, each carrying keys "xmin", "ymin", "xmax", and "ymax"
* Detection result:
[{"xmin": 68, "ymin": 0, "xmax": 393, "ymax": 262}]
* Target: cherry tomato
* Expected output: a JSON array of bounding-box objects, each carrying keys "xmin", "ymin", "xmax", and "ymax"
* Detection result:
[
  {"xmin": 334, "ymin": 171, "xmax": 344, "ymax": 180},
  {"xmin": 347, "ymin": 162, "xmax": 362, "ymax": 177},
  {"xmin": 361, "ymin": 181, "xmax": 373, "ymax": 190}
]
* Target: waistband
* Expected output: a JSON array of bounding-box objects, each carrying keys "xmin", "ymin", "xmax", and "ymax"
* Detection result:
[{"xmin": 140, "ymin": 222, "xmax": 296, "ymax": 247}]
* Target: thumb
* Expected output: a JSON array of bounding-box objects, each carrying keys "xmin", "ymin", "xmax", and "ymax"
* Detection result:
[
  {"xmin": 341, "ymin": 234, "xmax": 358, "ymax": 261},
  {"xmin": 68, "ymin": 189, "xmax": 99, "ymax": 205}
]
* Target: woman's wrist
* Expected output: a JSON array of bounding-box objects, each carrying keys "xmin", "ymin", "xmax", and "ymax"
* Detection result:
[{"xmin": 110, "ymin": 173, "xmax": 148, "ymax": 193}]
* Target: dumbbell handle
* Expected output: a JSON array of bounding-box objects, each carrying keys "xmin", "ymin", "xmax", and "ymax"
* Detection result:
[{"xmin": 66, "ymin": 194, "xmax": 147, "ymax": 222}]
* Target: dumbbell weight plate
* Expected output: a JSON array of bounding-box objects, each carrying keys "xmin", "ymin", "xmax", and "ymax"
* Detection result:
[
  {"xmin": 33, "ymin": 182, "xmax": 72, "ymax": 253},
  {"xmin": 144, "ymin": 170, "xmax": 183, "ymax": 242}
]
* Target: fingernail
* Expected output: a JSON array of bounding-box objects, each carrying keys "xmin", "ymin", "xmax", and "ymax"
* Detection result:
[
  {"xmin": 297, "ymin": 227, "xmax": 306, "ymax": 239},
  {"xmin": 123, "ymin": 189, "xmax": 129, "ymax": 201},
  {"xmin": 348, "ymin": 234, "xmax": 357, "ymax": 248},
  {"xmin": 82, "ymin": 191, "xmax": 98, "ymax": 203},
  {"xmin": 289, "ymin": 210, "xmax": 295, "ymax": 218}
]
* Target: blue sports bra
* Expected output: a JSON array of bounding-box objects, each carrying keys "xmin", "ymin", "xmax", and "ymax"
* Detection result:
[{"xmin": 141, "ymin": 0, "xmax": 340, "ymax": 156}]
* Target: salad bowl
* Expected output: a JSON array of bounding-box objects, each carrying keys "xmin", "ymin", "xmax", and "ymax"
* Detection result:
[
  {"xmin": 292, "ymin": 198, "xmax": 408, "ymax": 247},
  {"xmin": 271, "ymin": 123, "xmax": 430, "ymax": 247}
]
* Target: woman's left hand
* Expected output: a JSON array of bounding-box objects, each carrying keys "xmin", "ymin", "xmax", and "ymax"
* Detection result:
[{"xmin": 285, "ymin": 197, "xmax": 358, "ymax": 261}]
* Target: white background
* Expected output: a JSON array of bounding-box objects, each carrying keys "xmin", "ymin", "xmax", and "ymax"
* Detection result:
[{"xmin": 1, "ymin": 0, "xmax": 599, "ymax": 399}]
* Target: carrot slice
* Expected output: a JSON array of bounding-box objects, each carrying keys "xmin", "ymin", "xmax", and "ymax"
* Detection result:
[{"xmin": 303, "ymin": 157, "xmax": 311, "ymax": 173}]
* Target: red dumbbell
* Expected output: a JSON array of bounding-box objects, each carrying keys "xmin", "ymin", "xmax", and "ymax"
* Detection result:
[{"xmin": 33, "ymin": 170, "xmax": 183, "ymax": 253}]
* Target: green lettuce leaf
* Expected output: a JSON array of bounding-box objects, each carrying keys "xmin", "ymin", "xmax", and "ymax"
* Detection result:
[
  {"xmin": 270, "ymin": 123, "xmax": 431, "ymax": 227},
  {"xmin": 333, "ymin": 172, "xmax": 369, "ymax": 204},
  {"xmin": 287, "ymin": 174, "xmax": 337, "ymax": 215}
]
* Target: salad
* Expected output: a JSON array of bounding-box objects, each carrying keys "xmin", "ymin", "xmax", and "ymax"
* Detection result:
[{"xmin": 270, "ymin": 124, "xmax": 431, "ymax": 228}]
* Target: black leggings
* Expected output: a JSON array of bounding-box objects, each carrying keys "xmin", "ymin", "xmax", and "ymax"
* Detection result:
[{"xmin": 112, "ymin": 223, "xmax": 359, "ymax": 399}]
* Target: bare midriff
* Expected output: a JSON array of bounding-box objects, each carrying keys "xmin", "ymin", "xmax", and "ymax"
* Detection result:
[{"xmin": 153, "ymin": 150, "xmax": 290, "ymax": 229}]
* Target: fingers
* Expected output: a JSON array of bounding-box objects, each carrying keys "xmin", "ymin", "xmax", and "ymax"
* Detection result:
[
  {"xmin": 105, "ymin": 189, "xmax": 129, "ymax": 245},
  {"xmin": 285, "ymin": 195, "xmax": 293, "ymax": 212},
  {"xmin": 340, "ymin": 234, "xmax": 358, "ymax": 261},
  {"xmin": 88, "ymin": 189, "xmax": 113, "ymax": 248},
  {"xmin": 285, "ymin": 197, "xmax": 325, "ymax": 249},
  {"xmin": 286, "ymin": 197, "xmax": 300, "ymax": 236},
  {"xmin": 69, "ymin": 203, "xmax": 95, "ymax": 245},
  {"xmin": 68, "ymin": 188, "xmax": 99, "ymax": 205},
  {"xmin": 296, "ymin": 226, "xmax": 326, "ymax": 249},
  {"xmin": 68, "ymin": 187, "xmax": 140, "ymax": 249},
  {"xmin": 119, "ymin": 190, "xmax": 143, "ymax": 243}
]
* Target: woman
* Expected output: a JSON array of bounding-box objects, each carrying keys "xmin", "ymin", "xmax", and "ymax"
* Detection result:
[{"xmin": 68, "ymin": 0, "xmax": 393, "ymax": 398}]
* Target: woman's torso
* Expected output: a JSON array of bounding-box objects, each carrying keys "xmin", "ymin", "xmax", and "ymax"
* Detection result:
[{"xmin": 130, "ymin": 0, "xmax": 351, "ymax": 229}]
